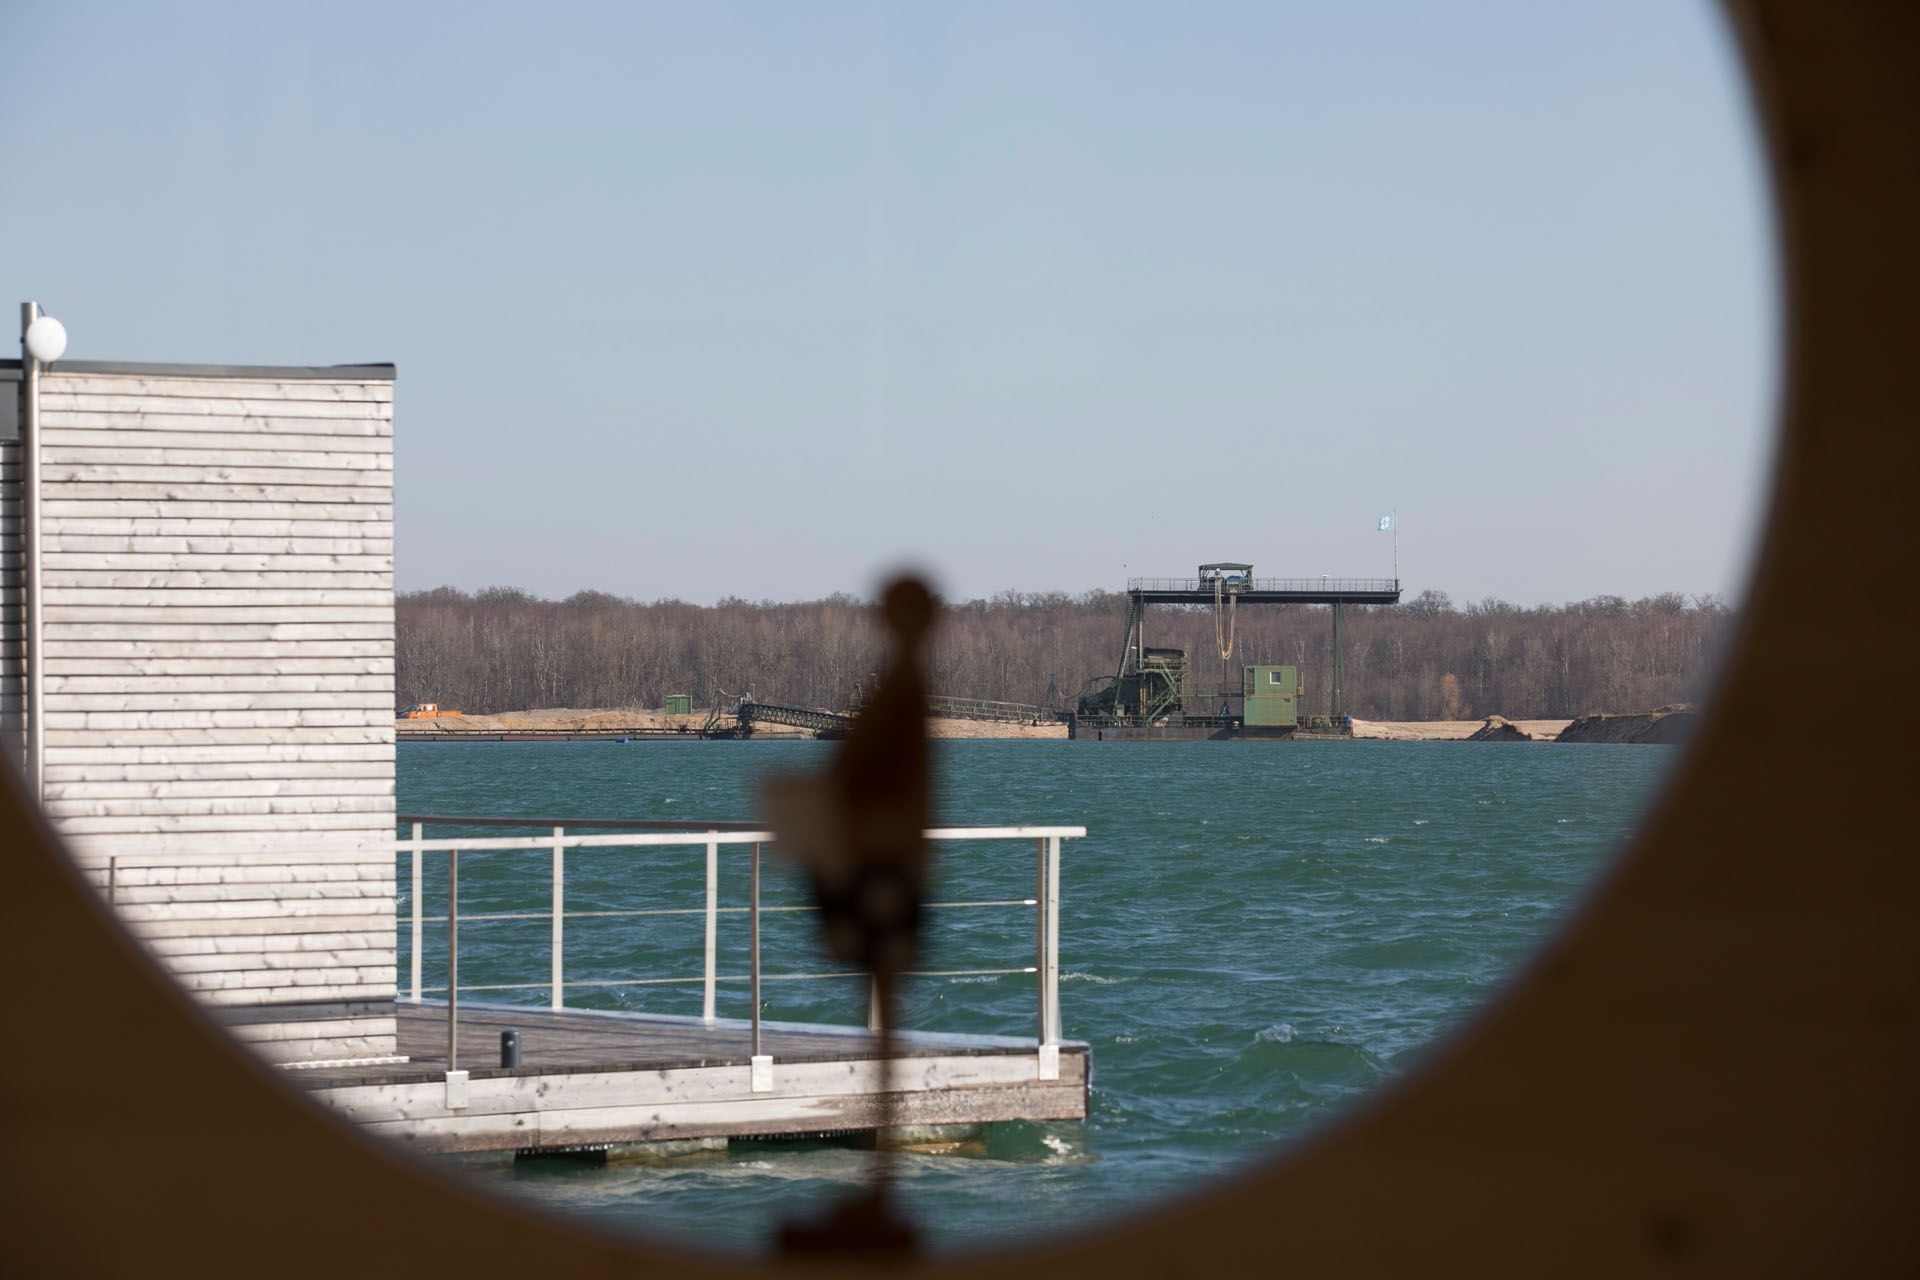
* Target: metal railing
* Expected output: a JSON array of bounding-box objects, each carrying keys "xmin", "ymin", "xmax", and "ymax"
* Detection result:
[
  {"xmin": 1127, "ymin": 576, "xmax": 1400, "ymax": 594},
  {"xmin": 395, "ymin": 815, "xmax": 1082, "ymax": 1072},
  {"xmin": 925, "ymin": 695, "xmax": 1065, "ymax": 724},
  {"xmin": 735, "ymin": 701, "xmax": 856, "ymax": 734}
]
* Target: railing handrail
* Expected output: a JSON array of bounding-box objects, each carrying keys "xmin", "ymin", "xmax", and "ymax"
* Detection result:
[
  {"xmin": 398, "ymin": 817, "xmax": 1075, "ymax": 1079},
  {"xmin": 397, "ymin": 824, "xmax": 1085, "ymax": 853},
  {"xmin": 398, "ymin": 813, "xmax": 765, "ymax": 831},
  {"xmin": 1127, "ymin": 575, "xmax": 1400, "ymax": 593},
  {"xmin": 924, "ymin": 695, "xmax": 1066, "ymax": 723},
  {"xmin": 397, "ymin": 814, "xmax": 1087, "ymax": 836}
]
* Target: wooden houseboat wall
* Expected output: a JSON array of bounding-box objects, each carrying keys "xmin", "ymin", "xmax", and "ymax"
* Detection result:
[{"xmin": 4, "ymin": 359, "xmax": 399, "ymax": 1065}]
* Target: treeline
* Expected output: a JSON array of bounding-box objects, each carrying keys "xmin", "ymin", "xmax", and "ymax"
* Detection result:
[{"xmin": 396, "ymin": 586, "xmax": 1734, "ymax": 722}]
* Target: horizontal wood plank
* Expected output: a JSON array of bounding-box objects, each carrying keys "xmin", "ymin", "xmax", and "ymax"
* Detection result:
[
  {"xmin": 43, "ymin": 553, "xmax": 393, "ymax": 572},
  {"xmin": 229, "ymin": 1016, "xmax": 396, "ymax": 1043},
  {"xmin": 164, "ymin": 948, "xmax": 396, "ymax": 976},
  {"xmin": 44, "ymin": 537, "xmax": 394, "ymax": 556},
  {"xmin": 47, "ymin": 807, "xmax": 395, "ymax": 832},
  {"xmin": 44, "ymin": 484, "xmax": 392, "ymax": 504},
  {"xmin": 147, "ymin": 931, "xmax": 396, "ymax": 959},
  {"xmin": 114, "ymin": 896, "xmax": 395, "ymax": 924},
  {"xmin": 47, "ymin": 675, "xmax": 394, "ymax": 695},
  {"xmin": 47, "ymin": 741, "xmax": 393, "ymax": 764},
  {"xmin": 118, "ymin": 910, "xmax": 396, "ymax": 938},
  {"xmin": 43, "ymin": 627, "xmax": 392, "ymax": 644},
  {"xmin": 46, "ymin": 607, "xmax": 395, "ymax": 624},
  {"xmin": 46, "ymin": 792, "xmax": 394, "ymax": 816},
  {"xmin": 194, "ymin": 982, "xmax": 396, "ymax": 1007},
  {"xmin": 41, "ymin": 429, "xmax": 393, "ymax": 453},
  {"xmin": 44, "ymin": 500, "xmax": 391, "ymax": 521},
  {"xmin": 48, "ymin": 518, "xmax": 393, "ymax": 538},
  {"xmin": 106, "ymin": 882, "xmax": 395, "ymax": 907},
  {"xmin": 39, "ymin": 414, "xmax": 391, "ymax": 437},
  {"xmin": 43, "ymin": 374, "xmax": 392, "ymax": 401},
  {"xmin": 245, "ymin": 1035, "xmax": 400, "ymax": 1065},
  {"xmin": 47, "ymin": 574, "xmax": 391, "ymax": 592},
  {"xmin": 45, "ymin": 727, "xmax": 393, "ymax": 749},
  {"xmin": 41, "ymin": 392, "xmax": 390, "ymax": 418},
  {"xmin": 43, "ymin": 445, "xmax": 392, "ymax": 470},
  {"xmin": 49, "ymin": 776, "xmax": 394, "ymax": 798},
  {"xmin": 48, "ymin": 691, "xmax": 396, "ymax": 711},
  {"xmin": 45, "ymin": 657, "xmax": 394, "ymax": 676},
  {"xmin": 60, "ymin": 829, "xmax": 395, "ymax": 857},
  {"xmin": 45, "ymin": 464, "xmax": 390, "ymax": 487},
  {"xmin": 181, "ymin": 966, "xmax": 396, "ymax": 991},
  {"xmin": 47, "ymin": 768, "xmax": 393, "ymax": 790},
  {"xmin": 96, "ymin": 860, "xmax": 391, "ymax": 885}
]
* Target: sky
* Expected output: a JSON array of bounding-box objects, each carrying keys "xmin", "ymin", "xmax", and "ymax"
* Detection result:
[{"xmin": 0, "ymin": 1, "xmax": 1776, "ymax": 607}]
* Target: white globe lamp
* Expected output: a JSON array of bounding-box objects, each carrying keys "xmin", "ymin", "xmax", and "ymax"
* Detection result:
[{"xmin": 25, "ymin": 315, "xmax": 67, "ymax": 364}]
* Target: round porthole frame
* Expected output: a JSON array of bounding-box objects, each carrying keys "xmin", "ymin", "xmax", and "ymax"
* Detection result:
[{"xmin": 2, "ymin": 3, "xmax": 1916, "ymax": 1273}]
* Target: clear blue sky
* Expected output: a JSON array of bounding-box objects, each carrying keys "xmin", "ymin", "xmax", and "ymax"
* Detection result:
[{"xmin": 1, "ymin": 1, "xmax": 1774, "ymax": 607}]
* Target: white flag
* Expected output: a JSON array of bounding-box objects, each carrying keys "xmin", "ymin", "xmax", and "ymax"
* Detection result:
[{"xmin": 1377, "ymin": 514, "xmax": 1394, "ymax": 532}]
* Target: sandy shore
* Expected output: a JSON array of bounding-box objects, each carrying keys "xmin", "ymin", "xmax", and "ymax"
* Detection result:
[
  {"xmin": 399, "ymin": 706, "xmax": 1069, "ymax": 740},
  {"xmin": 1352, "ymin": 718, "xmax": 1574, "ymax": 741},
  {"xmin": 405, "ymin": 708, "xmax": 1576, "ymax": 742},
  {"xmin": 927, "ymin": 718, "xmax": 1068, "ymax": 740},
  {"xmin": 401, "ymin": 707, "xmax": 707, "ymax": 734}
]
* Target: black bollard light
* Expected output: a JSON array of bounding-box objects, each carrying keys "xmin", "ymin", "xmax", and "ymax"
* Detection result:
[{"xmin": 500, "ymin": 1029, "xmax": 522, "ymax": 1068}]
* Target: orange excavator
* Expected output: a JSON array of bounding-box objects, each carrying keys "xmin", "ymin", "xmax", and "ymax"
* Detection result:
[{"xmin": 397, "ymin": 703, "xmax": 462, "ymax": 718}]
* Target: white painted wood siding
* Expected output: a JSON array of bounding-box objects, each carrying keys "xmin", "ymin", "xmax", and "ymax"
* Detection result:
[
  {"xmin": 2, "ymin": 440, "xmax": 22, "ymax": 762},
  {"xmin": 29, "ymin": 368, "xmax": 397, "ymax": 1063}
]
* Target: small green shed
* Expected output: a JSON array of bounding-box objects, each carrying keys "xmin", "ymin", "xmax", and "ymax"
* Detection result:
[
  {"xmin": 665, "ymin": 694, "xmax": 693, "ymax": 716},
  {"xmin": 1242, "ymin": 665, "xmax": 1300, "ymax": 727}
]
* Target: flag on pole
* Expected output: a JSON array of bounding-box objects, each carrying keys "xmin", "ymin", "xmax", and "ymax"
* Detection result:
[{"xmin": 1377, "ymin": 514, "xmax": 1394, "ymax": 532}]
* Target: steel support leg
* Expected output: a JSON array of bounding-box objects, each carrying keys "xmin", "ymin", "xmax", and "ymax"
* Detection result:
[{"xmin": 1331, "ymin": 602, "xmax": 1346, "ymax": 720}]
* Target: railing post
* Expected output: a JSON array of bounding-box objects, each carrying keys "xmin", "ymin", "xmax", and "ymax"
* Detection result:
[
  {"xmin": 1036, "ymin": 837, "xmax": 1047, "ymax": 1047},
  {"xmin": 1045, "ymin": 835, "xmax": 1062, "ymax": 1044},
  {"xmin": 750, "ymin": 841, "xmax": 762, "ymax": 1057},
  {"xmin": 1331, "ymin": 601, "xmax": 1347, "ymax": 720},
  {"xmin": 550, "ymin": 825, "xmax": 565, "ymax": 1010},
  {"xmin": 447, "ymin": 848, "xmax": 459, "ymax": 1073},
  {"xmin": 702, "ymin": 831, "xmax": 718, "ymax": 1026},
  {"xmin": 409, "ymin": 822, "xmax": 422, "ymax": 1002},
  {"xmin": 868, "ymin": 976, "xmax": 883, "ymax": 1033}
]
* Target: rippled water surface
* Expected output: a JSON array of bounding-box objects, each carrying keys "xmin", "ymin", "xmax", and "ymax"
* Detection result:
[{"xmin": 397, "ymin": 738, "xmax": 1670, "ymax": 1253}]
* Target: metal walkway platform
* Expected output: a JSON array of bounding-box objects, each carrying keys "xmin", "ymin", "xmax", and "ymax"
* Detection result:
[
  {"xmin": 311, "ymin": 818, "xmax": 1089, "ymax": 1156},
  {"xmin": 736, "ymin": 700, "xmax": 855, "ymax": 735},
  {"xmin": 1125, "ymin": 576, "xmax": 1402, "ymax": 605},
  {"xmin": 295, "ymin": 1002, "xmax": 1088, "ymax": 1155}
]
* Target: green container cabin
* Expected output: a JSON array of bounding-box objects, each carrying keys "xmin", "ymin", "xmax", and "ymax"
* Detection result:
[
  {"xmin": 665, "ymin": 694, "xmax": 693, "ymax": 715},
  {"xmin": 1242, "ymin": 665, "xmax": 1300, "ymax": 727}
]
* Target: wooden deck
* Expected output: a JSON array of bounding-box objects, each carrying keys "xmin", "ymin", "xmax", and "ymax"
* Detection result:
[{"xmin": 294, "ymin": 1002, "xmax": 1089, "ymax": 1156}]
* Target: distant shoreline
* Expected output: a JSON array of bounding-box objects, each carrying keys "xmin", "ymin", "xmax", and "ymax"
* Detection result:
[
  {"xmin": 394, "ymin": 707, "xmax": 1069, "ymax": 740},
  {"xmin": 399, "ymin": 707, "xmax": 1690, "ymax": 743},
  {"xmin": 1352, "ymin": 718, "xmax": 1573, "ymax": 742}
]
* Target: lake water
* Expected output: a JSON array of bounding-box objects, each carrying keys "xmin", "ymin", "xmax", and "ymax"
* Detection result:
[{"xmin": 396, "ymin": 738, "xmax": 1671, "ymax": 1255}]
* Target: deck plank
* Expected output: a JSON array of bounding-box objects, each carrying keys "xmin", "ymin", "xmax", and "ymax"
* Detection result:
[
  {"xmin": 292, "ymin": 1002, "xmax": 1089, "ymax": 1152},
  {"xmin": 290, "ymin": 1001, "xmax": 1082, "ymax": 1088}
]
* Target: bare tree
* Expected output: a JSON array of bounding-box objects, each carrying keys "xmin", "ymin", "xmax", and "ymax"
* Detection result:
[{"xmin": 395, "ymin": 587, "xmax": 1735, "ymax": 719}]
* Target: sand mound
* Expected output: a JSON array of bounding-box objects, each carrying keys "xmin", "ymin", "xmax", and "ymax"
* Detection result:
[
  {"xmin": 1466, "ymin": 715, "xmax": 1533, "ymax": 742},
  {"xmin": 1557, "ymin": 704, "xmax": 1696, "ymax": 744}
]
